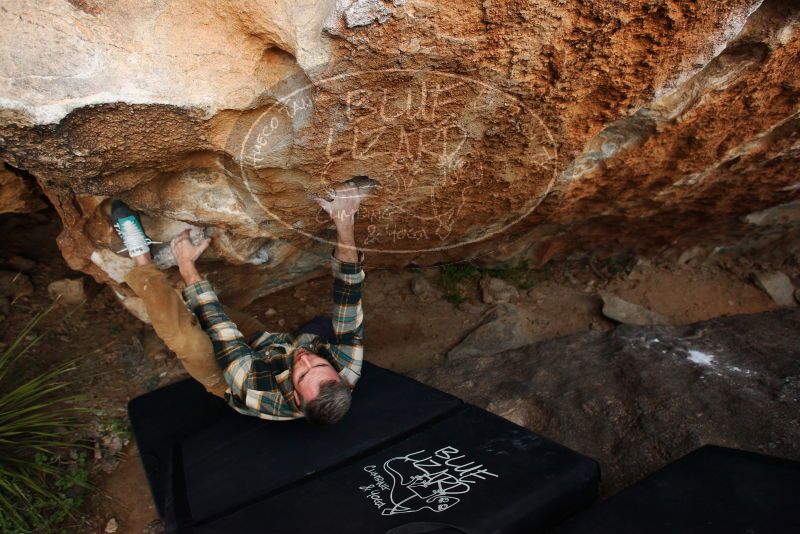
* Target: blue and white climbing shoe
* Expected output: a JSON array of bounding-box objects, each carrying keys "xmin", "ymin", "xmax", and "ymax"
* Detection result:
[{"xmin": 110, "ymin": 200, "xmax": 158, "ymax": 258}]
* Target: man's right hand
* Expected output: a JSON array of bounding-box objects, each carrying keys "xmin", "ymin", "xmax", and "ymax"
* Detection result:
[{"xmin": 171, "ymin": 229, "xmax": 210, "ymax": 284}]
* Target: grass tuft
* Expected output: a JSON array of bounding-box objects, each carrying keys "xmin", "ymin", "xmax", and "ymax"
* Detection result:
[
  {"xmin": 0, "ymin": 309, "xmax": 91, "ymax": 533},
  {"xmin": 483, "ymin": 259, "xmax": 545, "ymax": 290},
  {"xmin": 436, "ymin": 260, "xmax": 548, "ymax": 304},
  {"xmin": 437, "ymin": 263, "xmax": 480, "ymax": 304}
]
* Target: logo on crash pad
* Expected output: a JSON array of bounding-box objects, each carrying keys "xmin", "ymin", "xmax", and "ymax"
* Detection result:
[{"xmin": 359, "ymin": 445, "xmax": 499, "ymax": 516}]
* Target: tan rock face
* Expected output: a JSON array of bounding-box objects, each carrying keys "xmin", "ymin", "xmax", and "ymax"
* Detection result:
[
  {"xmin": 1, "ymin": 0, "xmax": 798, "ymax": 310},
  {"xmin": 0, "ymin": 167, "xmax": 44, "ymax": 214}
]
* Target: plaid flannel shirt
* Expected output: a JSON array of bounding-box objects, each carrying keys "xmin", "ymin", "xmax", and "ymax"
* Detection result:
[{"xmin": 182, "ymin": 251, "xmax": 365, "ymax": 421}]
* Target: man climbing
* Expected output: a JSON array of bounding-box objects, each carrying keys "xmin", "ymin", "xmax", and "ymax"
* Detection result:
[{"xmin": 111, "ymin": 179, "xmax": 370, "ymax": 424}]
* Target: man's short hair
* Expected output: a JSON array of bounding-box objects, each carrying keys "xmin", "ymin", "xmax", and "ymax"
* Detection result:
[{"xmin": 302, "ymin": 380, "xmax": 352, "ymax": 425}]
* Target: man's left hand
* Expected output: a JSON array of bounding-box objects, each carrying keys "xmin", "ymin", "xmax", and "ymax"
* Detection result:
[{"xmin": 315, "ymin": 178, "xmax": 377, "ymax": 225}]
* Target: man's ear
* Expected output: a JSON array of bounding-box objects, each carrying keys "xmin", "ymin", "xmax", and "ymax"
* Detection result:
[{"xmin": 293, "ymin": 390, "xmax": 301, "ymax": 407}]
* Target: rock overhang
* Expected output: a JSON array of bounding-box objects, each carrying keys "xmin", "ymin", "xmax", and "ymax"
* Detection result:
[{"xmin": 1, "ymin": 0, "xmax": 798, "ymax": 317}]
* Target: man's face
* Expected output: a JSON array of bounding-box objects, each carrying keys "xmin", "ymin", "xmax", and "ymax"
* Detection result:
[{"xmin": 292, "ymin": 348, "xmax": 341, "ymax": 406}]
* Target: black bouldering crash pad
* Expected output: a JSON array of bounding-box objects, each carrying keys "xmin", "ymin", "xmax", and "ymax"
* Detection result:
[
  {"xmin": 192, "ymin": 406, "xmax": 599, "ymax": 534},
  {"xmin": 179, "ymin": 364, "xmax": 465, "ymax": 524},
  {"xmin": 128, "ymin": 378, "xmax": 230, "ymax": 517},
  {"xmin": 129, "ymin": 362, "xmax": 600, "ymax": 533},
  {"xmin": 129, "ymin": 363, "xmax": 463, "ymax": 518},
  {"xmin": 552, "ymin": 445, "xmax": 800, "ymax": 534}
]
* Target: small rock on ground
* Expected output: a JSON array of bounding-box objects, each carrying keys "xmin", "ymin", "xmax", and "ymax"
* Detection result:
[
  {"xmin": 47, "ymin": 278, "xmax": 86, "ymax": 305},
  {"xmin": 410, "ymin": 276, "xmax": 438, "ymax": 301},
  {"xmin": 480, "ymin": 277, "xmax": 519, "ymax": 304},
  {"xmin": 0, "ymin": 270, "xmax": 33, "ymax": 299},
  {"xmin": 677, "ymin": 246, "xmax": 706, "ymax": 265},
  {"xmin": 752, "ymin": 271, "xmax": 796, "ymax": 307},
  {"xmin": 600, "ymin": 292, "xmax": 669, "ymax": 325}
]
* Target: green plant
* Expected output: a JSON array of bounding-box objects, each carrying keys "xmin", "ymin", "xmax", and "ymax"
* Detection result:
[
  {"xmin": 483, "ymin": 259, "xmax": 543, "ymax": 290},
  {"xmin": 436, "ymin": 260, "xmax": 547, "ymax": 304},
  {"xmin": 0, "ymin": 310, "xmax": 91, "ymax": 533},
  {"xmin": 99, "ymin": 417, "xmax": 131, "ymax": 442},
  {"xmin": 437, "ymin": 263, "xmax": 481, "ymax": 304},
  {"xmin": 591, "ymin": 252, "xmax": 635, "ymax": 278}
]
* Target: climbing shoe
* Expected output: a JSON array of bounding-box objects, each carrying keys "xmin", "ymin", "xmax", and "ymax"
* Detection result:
[{"xmin": 110, "ymin": 200, "xmax": 157, "ymax": 257}]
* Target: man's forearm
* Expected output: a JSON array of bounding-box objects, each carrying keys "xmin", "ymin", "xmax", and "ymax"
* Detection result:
[
  {"xmin": 329, "ymin": 220, "xmax": 365, "ymax": 386},
  {"xmin": 182, "ymin": 277, "xmax": 254, "ymax": 369},
  {"xmin": 334, "ymin": 221, "xmax": 358, "ymax": 263},
  {"xmin": 179, "ymin": 261, "xmax": 203, "ymax": 285}
]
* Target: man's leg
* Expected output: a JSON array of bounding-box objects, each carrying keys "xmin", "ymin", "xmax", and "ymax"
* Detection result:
[
  {"xmin": 110, "ymin": 200, "xmax": 227, "ymax": 397},
  {"xmin": 125, "ymin": 262, "xmax": 228, "ymax": 398}
]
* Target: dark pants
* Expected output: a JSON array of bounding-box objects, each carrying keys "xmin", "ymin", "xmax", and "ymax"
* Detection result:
[{"xmin": 294, "ymin": 315, "xmax": 335, "ymax": 344}]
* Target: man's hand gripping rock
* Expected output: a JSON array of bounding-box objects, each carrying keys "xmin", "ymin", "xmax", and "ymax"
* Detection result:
[
  {"xmin": 172, "ymin": 229, "xmax": 211, "ymax": 285},
  {"xmin": 314, "ymin": 176, "xmax": 377, "ymax": 263}
]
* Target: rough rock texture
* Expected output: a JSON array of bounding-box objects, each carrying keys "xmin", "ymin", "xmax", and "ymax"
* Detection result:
[
  {"xmin": 0, "ymin": 270, "xmax": 34, "ymax": 300},
  {"xmin": 413, "ymin": 309, "xmax": 800, "ymax": 495},
  {"xmin": 1, "ymin": 0, "xmax": 799, "ymax": 310},
  {"xmin": 47, "ymin": 278, "xmax": 86, "ymax": 305},
  {"xmin": 0, "ymin": 166, "xmax": 44, "ymax": 214},
  {"xmin": 480, "ymin": 276, "xmax": 519, "ymax": 304},
  {"xmin": 448, "ymin": 303, "xmax": 536, "ymax": 360},
  {"xmin": 752, "ymin": 271, "xmax": 797, "ymax": 306},
  {"xmin": 600, "ymin": 292, "xmax": 670, "ymax": 325}
]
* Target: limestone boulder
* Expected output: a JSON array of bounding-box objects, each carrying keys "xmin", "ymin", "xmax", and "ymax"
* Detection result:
[
  {"xmin": 0, "ymin": 0, "xmax": 798, "ymax": 310},
  {"xmin": 448, "ymin": 303, "xmax": 537, "ymax": 360},
  {"xmin": 413, "ymin": 308, "xmax": 800, "ymax": 495}
]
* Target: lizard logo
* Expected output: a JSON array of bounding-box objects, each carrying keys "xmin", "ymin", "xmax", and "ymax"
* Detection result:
[{"xmin": 360, "ymin": 445, "xmax": 499, "ymax": 516}]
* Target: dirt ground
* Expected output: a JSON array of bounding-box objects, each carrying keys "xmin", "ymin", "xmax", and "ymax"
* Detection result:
[{"xmin": 0, "ymin": 210, "xmax": 791, "ymax": 533}]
